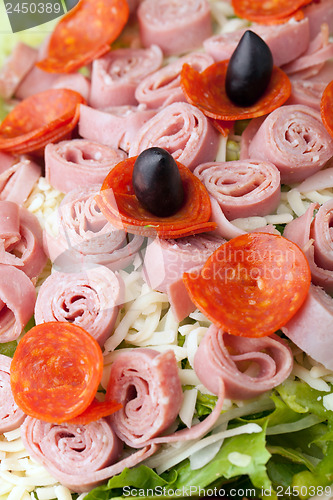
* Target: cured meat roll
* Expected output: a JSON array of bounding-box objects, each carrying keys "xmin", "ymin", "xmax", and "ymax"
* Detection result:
[
  {"xmin": 288, "ymin": 79, "xmax": 326, "ymax": 110},
  {"xmin": 129, "ymin": 102, "xmax": 219, "ymax": 171},
  {"xmin": 89, "ymin": 45, "xmax": 163, "ymax": 109},
  {"xmin": 247, "ymin": 105, "xmax": 333, "ymax": 184},
  {"xmin": 21, "ymin": 416, "xmax": 157, "ymax": 493},
  {"xmin": 194, "ymin": 159, "xmax": 281, "ymax": 220},
  {"xmin": 0, "ymin": 42, "xmax": 38, "ymax": 99},
  {"xmin": 204, "ymin": 18, "xmax": 310, "ymax": 68},
  {"xmin": 45, "ymin": 139, "xmax": 127, "ymax": 193},
  {"xmin": 107, "ymin": 349, "xmax": 183, "ymax": 447},
  {"xmin": 284, "ymin": 200, "xmax": 333, "ymax": 293},
  {"xmin": 78, "ymin": 104, "xmax": 155, "ymax": 153},
  {"xmin": 137, "ymin": 0, "xmax": 212, "ymax": 56},
  {"xmin": 283, "ymin": 285, "xmax": 333, "ymax": 370},
  {"xmin": 34, "ymin": 266, "xmax": 123, "ymax": 346},
  {"xmin": 44, "ymin": 185, "xmax": 144, "ymax": 271},
  {"xmin": 0, "ymin": 201, "xmax": 47, "ymax": 280},
  {"xmin": 194, "ymin": 325, "xmax": 293, "ymax": 400},
  {"xmin": 0, "ymin": 354, "xmax": 25, "ymax": 432},
  {"xmin": 0, "ymin": 264, "xmax": 36, "ymax": 343},
  {"xmin": 143, "ymin": 233, "xmax": 225, "ymax": 293},
  {"xmin": 135, "ymin": 52, "xmax": 214, "ymax": 109},
  {"xmin": 0, "ymin": 157, "xmax": 41, "ymax": 205}
]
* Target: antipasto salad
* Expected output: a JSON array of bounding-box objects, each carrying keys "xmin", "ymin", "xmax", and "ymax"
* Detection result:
[{"xmin": 1, "ymin": 1, "xmax": 333, "ymax": 499}]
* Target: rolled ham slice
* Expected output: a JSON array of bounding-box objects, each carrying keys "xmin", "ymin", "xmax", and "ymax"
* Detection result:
[
  {"xmin": 129, "ymin": 102, "xmax": 220, "ymax": 171},
  {"xmin": 51, "ymin": 73, "xmax": 91, "ymax": 102},
  {"xmin": 282, "ymin": 23, "xmax": 333, "ymax": 78},
  {"xmin": 89, "ymin": 45, "xmax": 163, "ymax": 109},
  {"xmin": 203, "ymin": 18, "xmax": 310, "ymax": 68},
  {"xmin": 137, "ymin": 0, "xmax": 212, "ymax": 56},
  {"xmin": 107, "ymin": 348, "xmax": 225, "ymax": 448},
  {"xmin": 78, "ymin": 104, "xmax": 156, "ymax": 153},
  {"xmin": 304, "ymin": 0, "xmax": 333, "ymax": 39},
  {"xmin": 0, "ymin": 354, "xmax": 26, "ymax": 432},
  {"xmin": 287, "ymin": 79, "xmax": 326, "ymax": 110},
  {"xmin": 44, "ymin": 185, "xmax": 144, "ymax": 272},
  {"xmin": 194, "ymin": 325, "xmax": 293, "ymax": 400},
  {"xmin": 194, "ymin": 159, "xmax": 281, "ymax": 220},
  {"xmin": 0, "ymin": 42, "xmax": 38, "ymax": 99},
  {"xmin": 0, "ymin": 201, "xmax": 47, "ymax": 280},
  {"xmin": 35, "ymin": 267, "xmax": 123, "ymax": 347},
  {"xmin": 0, "ymin": 157, "xmax": 41, "ymax": 205},
  {"xmin": 282, "ymin": 285, "xmax": 333, "ymax": 370},
  {"xmin": 21, "ymin": 416, "xmax": 158, "ymax": 493},
  {"xmin": 135, "ymin": 52, "xmax": 214, "ymax": 109},
  {"xmin": 0, "ymin": 265, "xmax": 36, "ymax": 343},
  {"xmin": 284, "ymin": 201, "xmax": 333, "ymax": 293},
  {"xmin": 143, "ymin": 233, "xmax": 225, "ymax": 293},
  {"xmin": 247, "ymin": 105, "xmax": 333, "ymax": 184},
  {"xmin": 45, "ymin": 139, "xmax": 127, "ymax": 193}
]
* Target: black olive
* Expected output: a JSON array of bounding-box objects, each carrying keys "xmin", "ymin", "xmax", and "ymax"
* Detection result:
[
  {"xmin": 225, "ymin": 30, "xmax": 273, "ymax": 107},
  {"xmin": 132, "ymin": 147, "xmax": 184, "ymax": 217}
]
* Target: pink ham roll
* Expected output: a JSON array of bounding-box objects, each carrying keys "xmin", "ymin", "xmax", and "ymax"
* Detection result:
[
  {"xmin": 143, "ymin": 233, "xmax": 225, "ymax": 293},
  {"xmin": 138, "ymin": 0, "xmax": 212, "ymax": 56},
  {"xmin": 304, "ymin": 0, "xmax": 333, "ymax": 39},
  {"xmin": 287, "ymin": 79, "xmax": 326, "ymax": 111},
  {"xmin": 129, "ymin": 102, "xmax": 220, "ymax": 171},
  {"xmin": 35, "ymin": 267, "xmax": 123, "ymax": 346},
  {"xmin": 135, "ymin": 52, "xmax": 214, "ymax": 109},
  {"xmin": 51, "ymin": 73, "xmax": 91, "ymax": 102},
  {"xmin": 0, "ymin": 42, "xmax": 37, "ymax": 99},
  {"xmin": 21, "ymin": 416, "xmax": 157, "ymax": 493},
  {"xmin": 282, "ymin": 285, "xmax": 333, "ymax": 370},
  {"xmin": 89, "ymin": 45, "xmax": 163, "ymax": 109},
  {"xmin": 0, "ymin": 201, "xmax": 47, "ymax": 280},
  {"xmin": 247, "ymin": 105, "xmax": 333, "ymax": 184},
  {"xmin": 204, "ymin": 18, "xmax": 309, "ymax": 68},
  {"xmin": 107, "ymin": 349, "xmax": 183, "ymax": 448},
  {"xmin": 0, "ymin": 265, "xmax": 36, "ymax": 343},
  {"xmin": 143, "ymin": 233, "xmax": 225, "ymax": 321},
  {"xmin": 0, "ymin": 354, "xmax": 25, "ymax": 432},
  {"xmin": 45, "ymin": 139, "xmax": 127, "ymax": 193},
  {"xmin": 284, "ymin": 200, "xmax": 333, "ymax": 294},
  {"xmin": 194, "ymin": 325, "xmax": 293, "ymax": 400},
  {"xmin": 44, "ymin": 185, "xmax": 144, "ymax": 271},
  {"xmin": 194, "ymin": 159, "xmax": 281, "ymax": 220},
  {"xmin": 0, "ymin": 157, "xmax": 41, "ymax": 205},
  {"xmin": 78, "ymin": 104, "xmax": 155, "ymax": 153}
]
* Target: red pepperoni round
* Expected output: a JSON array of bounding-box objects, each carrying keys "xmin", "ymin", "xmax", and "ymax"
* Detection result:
[
  {"xmin": 37, "ymin": 0, "xmax": 129, "ymax": 73},
  {"xmin": 10, "ymin": 322, "xmax": 104, "ymax": 423},
  {"xmin": 232, "ymin": 0, "xmax": 312, "ymax": 23},
  {"xmin": 321, "ymin": 80, "xmax": 333, "ymax": 138},
  {"xmin": 98, "ymin": 156, "xmax": 216, "ymax": 239},
  {"xmin": 66, "ymin": 400, "xmax": 122, "ymax": 425},
  {"xmin": 0, "ymin": 89, "xmax": 85, "ymax": 154},
  {"xmin": 183, "ymin": 233, "xmax": 311, "ymax": 338},
  {"xmin": 180, "ymin": 62, "xmax": 291, "ymax": 121}
]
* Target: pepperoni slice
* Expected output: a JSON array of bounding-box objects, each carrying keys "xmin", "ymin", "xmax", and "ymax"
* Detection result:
[
  {"xmin": 232, "ymin": 0, "xmax": 312, "ymax": 23},
  {"xmin": 321, "ymin": 80, "xmax": 333, "ymax": 138},
  {"xmin": 0, "ymin": 89, "xmax": 85, "ymax": 154},
  {"xmin": 10, "ymin": 322, "xmax": 104, "ymax": 423},
  {"xmin": 180, "ymin": 62, "xmax": 291, "ymax": 121},
  {"xmin": 37, "ymin": 0, "xmax": 129, "ymax": 73},
  {"xmin": 98, "ymin": 156, "xmax": 216, "ymax": 239},
  {"xmin": 183, "ymin": 233, "xmax": 311, "ymax": 337},
  {"xmin": 66, "ymin": 400, "xmax": 122, "ymax": 425}
]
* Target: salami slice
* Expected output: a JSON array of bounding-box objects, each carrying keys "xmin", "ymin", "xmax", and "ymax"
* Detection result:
[
  {"xmin": 232, "ymin": 0, "xmax": 313, "ymax": 23},
  {"xmin": 0, "ymin": 89, "xmax": 85, "ymax": 154},
  {"xmin": 321, "ymin": 80, "xmax": 333, "ymax": 138},
  {"xmin": 183, "ymin": 233, "xmax": 311, "ymax": 337},
  {"xmin": 37, "ymin": 0, "xmax": 129, "ymax": 73},
  {"xmin": 180, "ymin": 62, "xmax": 291, "ymax": 121},
  {"xmin": 98, "ymin": 156, "xmax": 217, "ymax": 239},
  {"xmin": 10, "ymin": 322, "xmax": 104, "ymax": 423}
]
